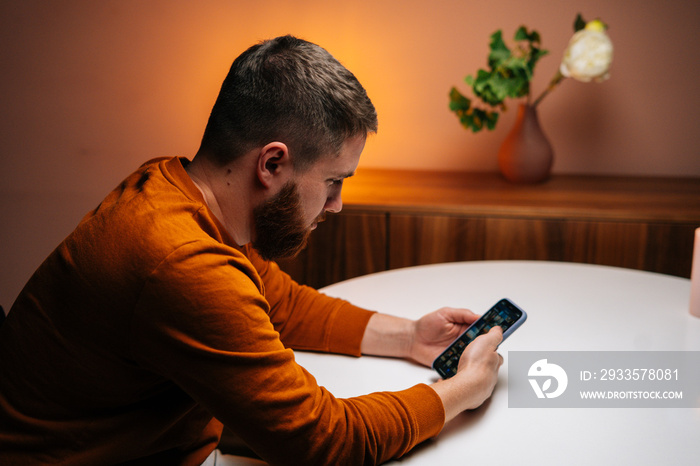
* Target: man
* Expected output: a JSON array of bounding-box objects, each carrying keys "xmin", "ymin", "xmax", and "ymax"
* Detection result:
[{"xmin": 0, "ymin": 35, "xmax": 503, "ymax": 465}]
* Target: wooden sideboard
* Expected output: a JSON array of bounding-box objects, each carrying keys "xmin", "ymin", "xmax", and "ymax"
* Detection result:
[{"xmin": 277, "ymin": 169, "xmax": 700, "ymax": 289}]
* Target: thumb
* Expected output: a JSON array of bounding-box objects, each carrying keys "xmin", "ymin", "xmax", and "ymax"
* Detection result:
[
  {"xmin": 439, "ymin": 307, "xmax": 480, "ymax": 325},
  {"xmin": 482, "ymin": 325, "xmax": 504, "ymax": 348}
]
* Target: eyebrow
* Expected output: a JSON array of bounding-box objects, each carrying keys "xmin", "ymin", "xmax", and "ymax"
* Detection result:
[{"xmin": 330, "ymin": 171, "xmax": 356, "ymax": 180}]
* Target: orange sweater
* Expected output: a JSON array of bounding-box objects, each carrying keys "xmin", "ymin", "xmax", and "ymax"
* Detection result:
[{"xmin": 0, "ymin": 157, "xmax": 444, "ymax": 465}]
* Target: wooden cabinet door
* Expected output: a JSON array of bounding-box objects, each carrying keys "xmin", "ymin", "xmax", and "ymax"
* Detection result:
[
  {"xmin": 389, "ymin": 214, "xmax": 697, "ymax": 277},
  {"xmin": 389, "ymin": 215, "xmax": 486, "ymax": 268}
]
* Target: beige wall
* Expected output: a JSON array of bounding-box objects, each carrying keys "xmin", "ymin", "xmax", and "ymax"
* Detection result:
[{"xmin": 1, "ymin": 0, "xmax": 699, "ymax": 309}]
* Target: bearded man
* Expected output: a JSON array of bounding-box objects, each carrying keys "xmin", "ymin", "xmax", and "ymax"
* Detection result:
[{"xmin": 0, "ymin": 35, "xmax": 503, "ymax": 465}]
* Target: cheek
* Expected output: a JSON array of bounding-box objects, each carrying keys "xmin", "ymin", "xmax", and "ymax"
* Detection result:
[
  {"xmin": 298, "ymin": 186, "xmax": 327, "ymax": 221},
  {"xmin": 313, "ymin": 194, "xmax": 329, "ymax": 217}
]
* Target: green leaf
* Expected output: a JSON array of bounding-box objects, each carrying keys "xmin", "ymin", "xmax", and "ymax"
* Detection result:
[
  {"xmin": 514, "ymin": 26, "xmax": 541, "ymax": 44},
  {"xmin": 448, "ymin": 87, "xmax": 471, "ymax": 112},
  {"xmin": 472, "ymin": 107, "xmax": 499, "ymax": 132},
  {"xmin": 574, "ymin": 14, "xmax": 586, "ymax": 32},
  {"xmin": 484, "ymin": 111, "xmax": 499, "ymax": 130},
  {"xmin": 527, "ymin": 47, "xmax": 549, "ymax": 75},
  {"xmin": 472, "ymin": 70, "xmax": 503, "ymax": 105},
  {"xmin": 531, "ymin": 47, "xmax": 549, "ymax": 62},
  {"xmin": 448, "ymin": 87, "xmax": 499, "ymax": 133},
  {"xmin": 490, "ymin": 72, "xmax": 519, "ymax": 100},
  {"xmin": 488, "ymin": 30, "xmax": 511, "ymax": 68}
]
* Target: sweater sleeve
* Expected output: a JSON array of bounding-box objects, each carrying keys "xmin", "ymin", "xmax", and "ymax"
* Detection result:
[
  {"xmin": 243, "ymin": 245, "xmax": 375, "ymax": 356},
  {"xmin": 130, "ymin": 240, "xmax": 444, "ymax": 465}
]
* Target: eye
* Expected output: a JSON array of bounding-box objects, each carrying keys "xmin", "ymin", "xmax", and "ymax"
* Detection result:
[{"xmin": 329, "ymin": 178, "xmax": 344, "ymax": 187}]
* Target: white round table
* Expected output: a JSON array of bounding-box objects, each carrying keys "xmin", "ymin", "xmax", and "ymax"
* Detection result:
[{"xmin": 295, "ymin": 261, "xmax": 700, "ymax": 465}]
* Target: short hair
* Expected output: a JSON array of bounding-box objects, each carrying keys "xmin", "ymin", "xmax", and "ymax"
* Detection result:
[{"xmin": 199, "ymin": 35, "xmax": 378, "ymax": 170}]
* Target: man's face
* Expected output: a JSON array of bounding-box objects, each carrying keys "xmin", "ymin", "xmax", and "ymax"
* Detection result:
[{"xmin": 252, "ymin": 135, "xmax": 365, "ymax": 261}]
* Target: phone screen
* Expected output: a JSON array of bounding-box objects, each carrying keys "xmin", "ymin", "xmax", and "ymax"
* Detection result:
[{"xmin": 433, "ymin": 298, "xmax": 525, "ymax": 379}]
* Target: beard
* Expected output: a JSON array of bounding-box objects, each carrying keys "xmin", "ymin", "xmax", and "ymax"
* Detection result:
[{"xmin": 252, "ymin": 182, "xmax": 321, "ymax": 261}]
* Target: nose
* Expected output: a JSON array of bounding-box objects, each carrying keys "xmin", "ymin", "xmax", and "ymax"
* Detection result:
[{"xmin": 324, "ymin": 190, "xmax": 343, "ymax": 213}]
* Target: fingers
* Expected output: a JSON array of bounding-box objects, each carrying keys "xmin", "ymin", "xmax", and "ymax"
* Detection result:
[
  {"xmin": 484, "ymin": 325, "xmax": 504, "ymax": 347},
  {"xmin": 438, "ymin": 306, "xmax": 480, "ymax": 325},
  {"xmin": 450, "ymin": 328, "xmax": 504, "ymax": 411},
  {"xmin": 483, "ymin": 328, "xmax": 504, "ymax": 367},
  {"xmin": 458, "ymin": 326, "xmax": 503, "ymax": 367}
]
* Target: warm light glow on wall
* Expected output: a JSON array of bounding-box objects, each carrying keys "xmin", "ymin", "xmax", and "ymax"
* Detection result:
[
  {"xmin": 1, "ymin": 0, "xmax": 698, "ymax": 195},
  {"xmin": 2, "ymin": 0, "xmax": 700, "ymax": 312}
]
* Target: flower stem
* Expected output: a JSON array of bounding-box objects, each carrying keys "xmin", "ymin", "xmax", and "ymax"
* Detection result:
[{"xmin": 532, "ymin": 70, "xmax": 565, "ymax": 108}]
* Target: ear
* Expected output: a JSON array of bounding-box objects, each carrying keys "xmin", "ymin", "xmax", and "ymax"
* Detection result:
[{"xmin": 256, "ymin": 142, "xmax": 291, "ymax": 189}]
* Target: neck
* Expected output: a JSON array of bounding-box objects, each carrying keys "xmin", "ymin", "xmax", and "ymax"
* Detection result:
[{"xmin": 185, "ymin": 153, "xmax": 252, "ymax": 246}]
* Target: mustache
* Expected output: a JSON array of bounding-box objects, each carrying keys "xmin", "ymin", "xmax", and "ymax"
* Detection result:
[{"xmin": 314, "ymin": 211, "xmax": 327, "ymax": 224}]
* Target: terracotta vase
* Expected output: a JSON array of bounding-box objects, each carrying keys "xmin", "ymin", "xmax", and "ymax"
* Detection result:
[{"xmin": 497, "ymin": 104, "xmax": 553, "ymax": 183}]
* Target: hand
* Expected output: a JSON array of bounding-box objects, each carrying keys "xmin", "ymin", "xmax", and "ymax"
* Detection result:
[
  {"xmin": 408, "ymin": 307, "xmax": 481, "ymax": 367},
  {"xmin": 431, "ymin": 326, "xmax": 504, "ymax": 421},
  {"xmin": 456, "ymin": 326, "xmax": 504, "ymax": 408}
]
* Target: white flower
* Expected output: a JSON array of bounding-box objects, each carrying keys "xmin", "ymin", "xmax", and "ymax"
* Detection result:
[{"xmin": 559, "ymin": 20, "xmax": 613, "ymax": 83}]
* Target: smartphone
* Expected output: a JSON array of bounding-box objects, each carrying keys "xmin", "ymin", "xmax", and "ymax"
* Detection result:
[{"xmin": 432, "ymin": 298, "xmax": 527, "ymax": 379}]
